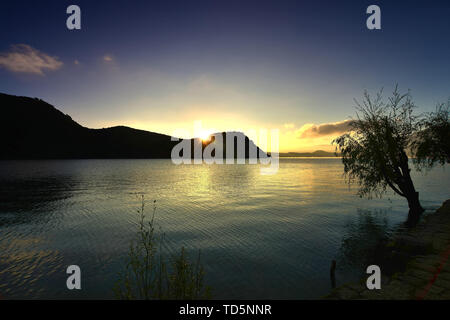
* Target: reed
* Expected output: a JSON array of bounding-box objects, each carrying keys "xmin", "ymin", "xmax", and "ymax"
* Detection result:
[{"xmin": 114, "ymin": 195, "xmax": 211, "ymax": 300}]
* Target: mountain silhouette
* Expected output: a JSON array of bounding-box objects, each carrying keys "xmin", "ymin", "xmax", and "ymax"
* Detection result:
[
  {"xmin": 0, "ymin": 93, "xmax": 267, "ymax": 160},
  {"xmin": 279, "ymin": 150, "xmax": 339, "ymax": 157}
]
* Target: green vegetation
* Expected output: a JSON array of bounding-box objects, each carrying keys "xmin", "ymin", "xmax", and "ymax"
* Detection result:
[
  {"xmin": 114, "ymin": 196, "xmax": 211, "ymax": 300},
  {"xmin": 411, "ymin": 102, "xmax": 450, "ymax": 168},
  {"xmin": 333, "ymin": 86, "xmax": 449, "ymax": 224}
]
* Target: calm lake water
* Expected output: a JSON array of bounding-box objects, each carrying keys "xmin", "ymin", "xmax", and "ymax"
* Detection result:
[{"xmin": 0, "ymin": 159, "xmax": 449, "ymax": 299}]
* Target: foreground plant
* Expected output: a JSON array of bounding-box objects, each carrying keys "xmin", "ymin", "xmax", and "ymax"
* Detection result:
[{"xmin": 114, "ymin": 196, "xmax": 211, "ymax": 299}]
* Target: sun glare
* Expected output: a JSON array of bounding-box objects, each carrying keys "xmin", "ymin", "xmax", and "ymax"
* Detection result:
[{"xmin": 199, "ymin": 131, "xmax": 211, "ymax": 141}]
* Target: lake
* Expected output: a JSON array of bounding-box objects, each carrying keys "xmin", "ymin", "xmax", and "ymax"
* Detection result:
[{"xmin": 0, "ymin": 158, "xmax": 448, "ymax": 299}]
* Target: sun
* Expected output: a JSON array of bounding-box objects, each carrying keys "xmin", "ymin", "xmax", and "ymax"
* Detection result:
[{"xmin": 199, "ymin": 131, "xmax": 211, "ymax": 141}]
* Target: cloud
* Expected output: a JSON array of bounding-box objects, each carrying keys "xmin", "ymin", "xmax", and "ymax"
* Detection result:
[
  {"xmin": 284, "ymin": 123, "xmax": 295, "ymax": 129},
  {"xmin": 0, "ymin": 44, "xmax": 63, "ymax": 75},
  {"xmin": 296, "ymin": 119, "xmax": 354, "ymax": 138},
  {"xmin": 103, "ymin": 54, "xmax": 114, "ymax": 62}
]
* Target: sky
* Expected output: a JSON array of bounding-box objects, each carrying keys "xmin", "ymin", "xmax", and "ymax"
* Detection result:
[{"xmin": 1, "ymin": 0, "xmax": 450, "ymax": 152}]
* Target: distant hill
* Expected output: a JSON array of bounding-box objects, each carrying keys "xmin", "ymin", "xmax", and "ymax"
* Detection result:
[
  {"xmin": 279, "ymin": 150, "xmax": 339, "ymax": 157},
  {"xmin": 0, "ymin": 93, "xmax": 266, "ymax": 160}
]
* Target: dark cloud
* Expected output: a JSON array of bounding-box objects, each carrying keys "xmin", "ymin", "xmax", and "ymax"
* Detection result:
[{"xmin": 296, "ymin": 119, "xmax": 354, "ymax": 138}]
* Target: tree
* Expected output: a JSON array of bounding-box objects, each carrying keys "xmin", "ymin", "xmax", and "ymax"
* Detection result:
[
  {"xmin": 333, "ymin": 86, "xmax": 424, "ymax": 224},
  {"xmin": 411, "ymin": 102, "xmax": 450, "ymax": 168}
]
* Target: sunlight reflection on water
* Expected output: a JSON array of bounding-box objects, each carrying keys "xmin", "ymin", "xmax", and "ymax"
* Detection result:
[{"xmin": 0, "ymin": 159, "xmax": 448, "ymax": 299}]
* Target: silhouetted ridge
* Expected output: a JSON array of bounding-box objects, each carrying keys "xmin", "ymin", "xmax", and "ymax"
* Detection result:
[
  {"xmin": 0, "ymin": 93, "xmax": 267, "ymax": 159},
  {"xmin": 279, "ymin": 150, "xmax": 339, "ymax": 157}
]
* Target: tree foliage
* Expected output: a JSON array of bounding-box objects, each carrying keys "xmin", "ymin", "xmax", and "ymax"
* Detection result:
[
  {"xmin": 333, "ymin": 86, "xmax": 420, "ymax": 200},
  {"xmin": 411, "ymin": 102, "xmax": 450, "ymax": 168}
]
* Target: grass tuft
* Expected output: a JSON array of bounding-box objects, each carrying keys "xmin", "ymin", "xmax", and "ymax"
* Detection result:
[{"xmin": 114, "ymin": 195, "xmax": 211, "ymax": 300}]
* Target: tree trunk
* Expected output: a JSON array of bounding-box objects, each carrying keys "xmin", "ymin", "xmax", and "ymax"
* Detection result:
[
  {"xmin": 405, "ymin": 191, "xmax": 424, "ymax": 226},
  {"xmin": 397, "ymin": 152, "xmax": 424, "ymax": 226}
]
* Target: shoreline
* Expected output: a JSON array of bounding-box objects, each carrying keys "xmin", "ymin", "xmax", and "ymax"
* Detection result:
[{"xmin": 325, "ymin": 199, "xmax": 450, "ymax": 300}]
